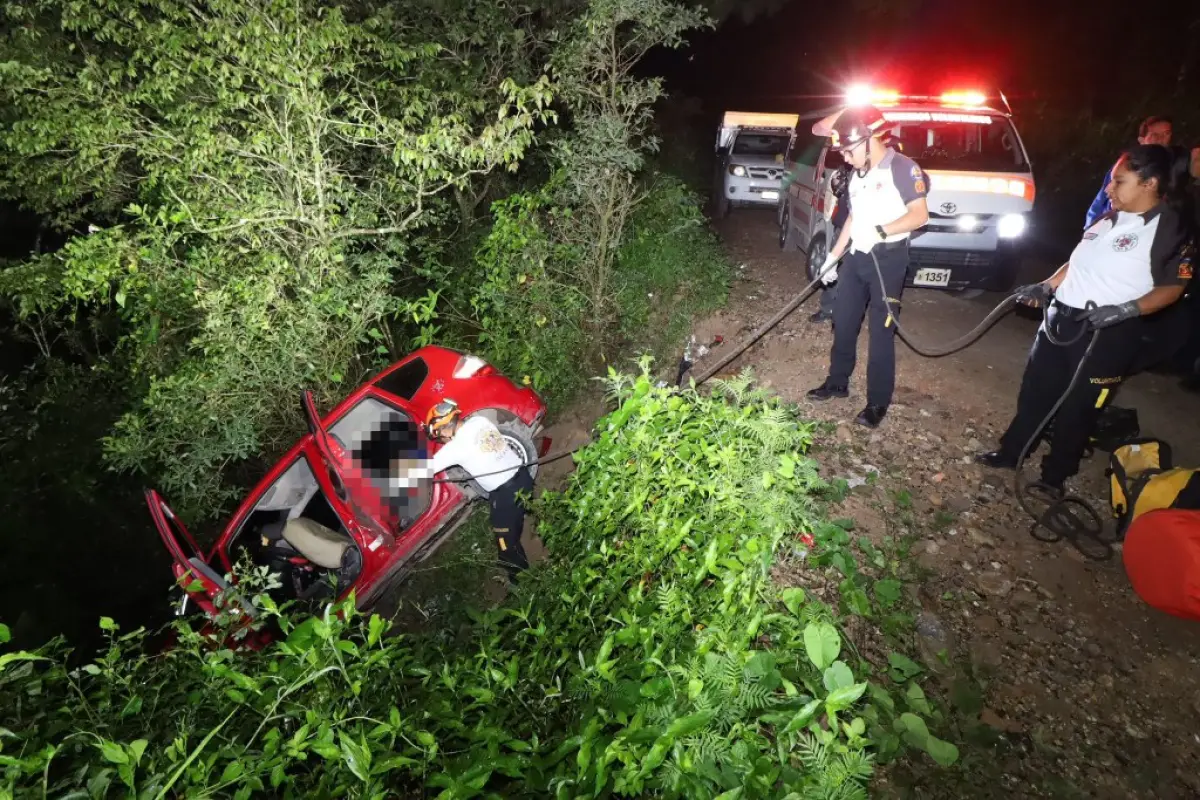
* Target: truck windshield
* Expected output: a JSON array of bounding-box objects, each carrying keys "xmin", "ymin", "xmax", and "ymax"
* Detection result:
[
  {"xmin": 732, "ymin": 133, "xmax": 790, "ymax": 158},
  {"xmin": 886, "ymin": 114, "xmax": 1029, "ymax": 173}
]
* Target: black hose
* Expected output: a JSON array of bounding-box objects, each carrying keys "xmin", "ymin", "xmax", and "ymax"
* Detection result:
[{"xmin": 864, "ymin": 250, "xmax": 1113, "ymax": 560}]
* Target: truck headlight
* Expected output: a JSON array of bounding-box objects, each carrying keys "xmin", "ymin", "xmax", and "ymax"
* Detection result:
[
  {"xmin": 956, "ymin": 214, "xmax": 980, "ymax": 232},
  {"xmin": 998, "ymin": 214, "xmax": 1027, "ymax": 238},
  {"xmin": 728, "ymin": 164, "xmax": 747, "ymax": 177}
]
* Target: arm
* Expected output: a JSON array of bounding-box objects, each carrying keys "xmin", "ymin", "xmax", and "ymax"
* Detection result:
[
  {"xmin": 881, "ymin": 197, "xmax": 929, "ymax": 236},
  {"xmin": 1135, "ymin": 285, "xmax": 1186, "ymax": 315},
  {"xmin": 1083, "ymin": 171, "xmax": 1113, "ymax": 230},
  {"xmin": 1044, "ymin": 262, "xmax": 1070, "ymax": 290}
]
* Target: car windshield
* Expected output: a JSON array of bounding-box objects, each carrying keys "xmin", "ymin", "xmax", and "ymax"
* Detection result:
[
  {"xmin": 885, "ymin": 113, "xmax": 1029, "ymax": 173},
  {"xmin": 732, "ymin": 132, "xmax": 789, "ymax": 158}
]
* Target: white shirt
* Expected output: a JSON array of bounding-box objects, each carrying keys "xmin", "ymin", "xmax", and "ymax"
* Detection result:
[
  {"xmin": 846, "ymin": 148, "xmax": 929, "ymax": 254},
  {"xmin": 396, "ymin": 416, "xmax": 523, "ymax": 493},
  {"xmin": 1056, "ymin": 205, "xmax": 1192, "ymax": 309}
]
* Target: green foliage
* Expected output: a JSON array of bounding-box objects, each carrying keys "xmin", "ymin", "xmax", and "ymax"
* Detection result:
[
  {"xmin": 0, "ymin": 0, "xmax": 554, "ymax": 517},
  {"xmin": 0, "ymin": 369, "xmax": 954, "ymax": 797}
]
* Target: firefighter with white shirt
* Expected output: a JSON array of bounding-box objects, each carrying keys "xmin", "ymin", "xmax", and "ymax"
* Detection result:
[
  {"xmin": 807, "ymin": 105, "xmax": 931, "ymax": 428},
  {"xmin": 976, "ymin": 145, "xmax": 1195, "ymax": 494},
  {"xmin": 399, "ymin": 399, "xmax": 534, "ymax": 583}
]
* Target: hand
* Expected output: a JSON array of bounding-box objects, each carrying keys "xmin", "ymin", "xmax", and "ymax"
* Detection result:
[
  {"xmin": 1076, "ymin": 301, "xmax": 1139, "ymax": 329},
  {"xmin": 1013, "ymin": 282, "xmax": 1052, "ymax": 308},
  {"xmin": 819, "ymin": 254, "xmax": 840, "ymax": 285}
]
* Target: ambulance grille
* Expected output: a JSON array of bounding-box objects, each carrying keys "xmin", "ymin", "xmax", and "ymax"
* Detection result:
[{"xmin": 909, "ymin": 248, "xmax": 995, "ymax": 269}]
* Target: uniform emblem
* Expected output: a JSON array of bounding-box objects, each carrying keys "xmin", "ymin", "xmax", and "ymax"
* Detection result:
[
  {"xmin": 1112, "ymin": 233, "xmax": 1138, "ymax": 252},
  {"xmin": 911, "ymin": 164, "xmax": 922, "ymax": 178},
  {"xmin": 478, "ymin": 429, "xmax": 506, "ymax": 453},
  {"xmin": 913, "ymin": 178, "xmax": 926, "ymax": 194},
  {"xmin": 1180, "ymin": 244, "xmax": 1195, "ymax": 279},
  {"xmin": 875, "ymin": 182, "xmax": 884, "ymax": 191}
]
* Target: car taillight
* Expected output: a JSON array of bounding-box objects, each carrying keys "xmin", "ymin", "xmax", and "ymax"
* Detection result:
[{"xmin": 453, "ymin": 354, "xmax": 492, "ymax": 379}]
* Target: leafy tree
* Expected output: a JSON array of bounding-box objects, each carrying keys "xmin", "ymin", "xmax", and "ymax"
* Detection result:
[{"xmin": 0, "ymin": 0, "xmax": 553, "ymax": 516}]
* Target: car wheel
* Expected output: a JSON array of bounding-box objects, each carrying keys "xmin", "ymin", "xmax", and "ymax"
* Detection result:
[
  {"xmin": 466, "ymin": 418, "xmax": 540, "ymax": 496},
  {"xmin": 805, "ymin": 233, "xmax": 827, "ymax": 282},
  {"xmin": 779, "ymin": 208, "xmax": 800, "ymax": 250}
]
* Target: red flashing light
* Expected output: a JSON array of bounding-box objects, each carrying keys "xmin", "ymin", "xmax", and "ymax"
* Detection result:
[{"xmin": 845, "ymin": 85, "xmax": 900, "ymax": 106}]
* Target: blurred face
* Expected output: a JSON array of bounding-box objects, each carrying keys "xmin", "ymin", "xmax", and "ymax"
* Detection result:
[
  {"xmin": 1105, "ymin": 156, "xmax": 1159, "ymax": 212},
  {"xmin": 841, "ymin": 138, "xmax": 869, "ymax": 170},
  {"xmin": 1138, "ymin": 121, "xmax": 1172, "ymax": 146}
]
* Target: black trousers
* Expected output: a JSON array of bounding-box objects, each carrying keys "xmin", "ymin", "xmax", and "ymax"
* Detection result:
[
  {"xmin": 488, "ymin": 467, "xmax": 533, "ymax": 578},
  {"xmin": 827, "ymin": 242, "xmax": 910, "ymax": 407},
  {"xmin": 998, "ymin": 301, "xmax": 1143, "ymax": 485}
]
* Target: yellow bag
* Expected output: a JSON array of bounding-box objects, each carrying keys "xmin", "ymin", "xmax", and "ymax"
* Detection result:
[{"xmin": 1108, "ymin": 439, "xmax": 1200, "ymax": 536}]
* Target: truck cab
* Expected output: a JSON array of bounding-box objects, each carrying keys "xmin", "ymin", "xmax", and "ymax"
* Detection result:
[
  {"xmin": 713, "ymin": 111, "xmax": 799, "ymax": 217},
  {"xmin": 779, "ymin": 89, "xmax": 1035, "ymax": 293}
]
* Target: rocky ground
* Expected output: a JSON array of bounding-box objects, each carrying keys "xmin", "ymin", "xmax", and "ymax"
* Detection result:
[{"xmin": 693, "ymin": 211, "xmax": 1200, "ymax": 799}]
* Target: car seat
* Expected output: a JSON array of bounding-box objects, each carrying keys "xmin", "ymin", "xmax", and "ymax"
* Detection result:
[{"xmin": 281, "ymin": 518, "xmax": 352, "ymax": 569}]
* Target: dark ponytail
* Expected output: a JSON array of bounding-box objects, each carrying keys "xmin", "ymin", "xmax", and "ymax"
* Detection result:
[{"xmin": 1122, "ymin": 144, "xmax": 1192, "ymax": 208}]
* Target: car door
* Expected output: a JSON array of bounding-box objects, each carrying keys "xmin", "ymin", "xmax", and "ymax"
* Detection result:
[
  {"xmin": 144, "ymin": 489, "xmax": 244, "ymax": 618},
  {"xmin": 301, "ymin": 390, "xmax": 394, "ymax": 555}
]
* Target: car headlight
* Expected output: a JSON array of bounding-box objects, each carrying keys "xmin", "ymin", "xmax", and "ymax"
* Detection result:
[
  {"xmin": 728, "ymin": 164, "xmax": 747, "ymax": 177},
  {"xmin": 452, "ymin": 354, "xmax": 490, "ymax": 379},
  {"xmin": 998, "ymin": 214, "xmax": 1027, "ymax": 238},
  {"xmin": 956, "ymin": 214, "xmax": 980, "ymax": 232}
]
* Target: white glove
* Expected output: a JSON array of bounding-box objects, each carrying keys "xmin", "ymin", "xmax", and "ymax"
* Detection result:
[{"xmin": 819, "ymin": 254, "xmax": 840, "ymax": 285}]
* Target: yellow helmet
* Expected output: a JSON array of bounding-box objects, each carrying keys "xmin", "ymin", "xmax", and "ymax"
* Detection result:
[{"xmin": 425, "ymin": 399, "xmax": 460, "ymax": 439}]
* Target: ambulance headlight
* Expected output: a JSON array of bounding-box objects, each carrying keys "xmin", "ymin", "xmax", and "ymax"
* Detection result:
[
  {"xmin": 729, "ymin": 164, "xmax": 747, "ymax": 177},
  {"xmin": 998, "ymin": 214, "xmax": 1027, "ymax": 239},
  {"xmin": 956, "ymin": 214, "xmax": 980, "ymax": 232}
]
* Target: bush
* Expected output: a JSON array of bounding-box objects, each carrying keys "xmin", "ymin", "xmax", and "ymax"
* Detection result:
[{"xmin": 0, "ymin": 369, "xmax": 952, "ymax": 798}]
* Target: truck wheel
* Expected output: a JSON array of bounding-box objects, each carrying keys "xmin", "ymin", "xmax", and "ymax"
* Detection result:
[{"xmin": 805, "ymin": 233, "xmax": 827, "ymax": 282}]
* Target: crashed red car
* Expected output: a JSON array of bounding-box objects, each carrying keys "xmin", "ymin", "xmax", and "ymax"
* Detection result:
[{"xmin": 146, "ymin": 346, "xmax": 550, "ymax": 631}]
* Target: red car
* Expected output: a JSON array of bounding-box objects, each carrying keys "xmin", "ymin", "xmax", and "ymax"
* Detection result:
[{"xmin": 146, "ymin": 346, "xmax": 550, "ymax": 628}]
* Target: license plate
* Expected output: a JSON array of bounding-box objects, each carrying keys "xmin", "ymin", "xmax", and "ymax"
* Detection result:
[
  {"xmin": 760, "ymin": 190, "xmax": 779, "ymax": 201},
  {"xmin": 913, "ymin": 268, "xmax": 951, "ymax": 287}
]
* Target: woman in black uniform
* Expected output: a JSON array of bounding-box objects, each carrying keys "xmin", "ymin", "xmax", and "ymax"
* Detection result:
[{"xmin": 976, "ymin": 145, "xmax": 1195, "ymax": 492}]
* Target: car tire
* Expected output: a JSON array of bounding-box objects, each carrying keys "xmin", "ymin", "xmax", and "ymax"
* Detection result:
[
  {"xmin": 805, "ymin": 233, "xmax": 827, "ymax": 282},
  {"xmin": 465, "ymin": 418, "xmax": 540, "ymax": 497},
  {"xmin": 779, "ymin": 209, "xmax": 801, "ymax": 251}
]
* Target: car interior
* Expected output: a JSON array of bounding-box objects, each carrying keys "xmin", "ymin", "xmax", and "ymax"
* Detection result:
[{"xmin": 227, "ymin": 454, "xmax": 364, "ymax": 605}]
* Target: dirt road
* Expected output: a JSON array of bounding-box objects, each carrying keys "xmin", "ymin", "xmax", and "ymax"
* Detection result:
[{"xmin": 689, "ymin": 210, "xmax": 1200, "ymax": 798}]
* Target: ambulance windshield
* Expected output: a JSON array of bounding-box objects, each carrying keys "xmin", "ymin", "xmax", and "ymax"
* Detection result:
[{"xmin": 885, "ymin": 114, "xmax": 1029, "ymax": 173}]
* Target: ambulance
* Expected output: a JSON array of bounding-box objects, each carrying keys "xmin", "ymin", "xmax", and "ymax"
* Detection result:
[
  {"xmin": 778, "ymin": 87, "xmax": 1035, "ymax": 293},
  {"xmin": 713, "ymin": 111, "xmax": 800, "ymax": 217}
]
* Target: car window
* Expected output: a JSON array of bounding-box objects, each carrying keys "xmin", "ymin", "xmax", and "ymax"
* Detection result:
[
  {"xmin": 884, "ymin": 114, "xmax": 1029, "ymax": 173},
  {"xmin": 374, "ymin": 357, "xmax": 428, "ymax": 401},
  {"xmin": 790, "ymin": 133, "xmax": 823, "ymax": 168},
  {"xmin": 330, "ymin": 395, "xmax": 432, "ymax": 530},
  {"xmin": 732, "ymin": 133, "xmax": 789, "ymax": 157}
]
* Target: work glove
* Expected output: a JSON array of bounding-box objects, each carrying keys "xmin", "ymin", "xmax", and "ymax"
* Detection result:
[
  {"xmin": 1013, "ymin": 282, "xmax": 1052, "ymax": 308},
  {"xmin": 819, "ymin": 254, "xmax": 839, "ymax": 285},
  {"xmin": 1076, "ymin": 301, "xmax": 1139, "ymax": 329}
]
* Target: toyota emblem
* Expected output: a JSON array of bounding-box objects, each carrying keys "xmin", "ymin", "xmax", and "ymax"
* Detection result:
[{"xmin": 940, "ymin": 202, "xmax": 957, "ymax": 214}]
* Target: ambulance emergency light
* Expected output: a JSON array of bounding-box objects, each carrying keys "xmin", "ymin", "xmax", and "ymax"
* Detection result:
[{"xmin": 844, "ymin": 86, "xmax": 990, "ymax": 109}]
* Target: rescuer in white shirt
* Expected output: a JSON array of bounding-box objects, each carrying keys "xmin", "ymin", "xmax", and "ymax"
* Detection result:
[
  {"xmin": 976, "ymin": 144, "xmax": 1195, "ymax": 493},
  {"xmin": 806, "ymin": 104, "xmax": 931, "ymax": 428},
  {"xmin": 398, "ymin": 399, "xmax": 534, "ymax": 583}
]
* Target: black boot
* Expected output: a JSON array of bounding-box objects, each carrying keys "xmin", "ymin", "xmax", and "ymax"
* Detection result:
[
  {"xmin": 974, "ymin": 450, "xmax": 1019, "ymax": 469},
  {"xmin": 807, "ymin": 380, "xmax": 849, "ymax": 401},
  {"xmin": 855, "ymin": 405, "xmax": 888, "ymax": 428}
]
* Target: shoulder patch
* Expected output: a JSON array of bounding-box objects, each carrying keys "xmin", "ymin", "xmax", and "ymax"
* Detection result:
[
  {"xmin": 913, "ymin": 178, "xmax": 926, "ymax": 194},
  {"xmin": 1180, "ymin": 243, "xmax": 1195, "ymax": 280},
  {"xmin": 911, "ymin": 163, "xmax": 922, "ymax": 178}
]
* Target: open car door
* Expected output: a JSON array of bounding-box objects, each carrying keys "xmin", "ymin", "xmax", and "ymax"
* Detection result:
[
  {"xmin": 143, "ymin": 489, "xmax": 256, "ymax": 620},
  {"xmin": 301, "ymin": 390, "xmax": 395, "ymax": 553}
]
